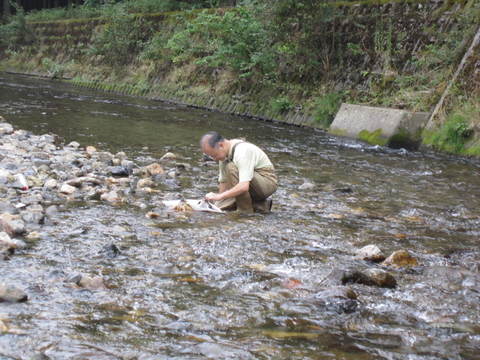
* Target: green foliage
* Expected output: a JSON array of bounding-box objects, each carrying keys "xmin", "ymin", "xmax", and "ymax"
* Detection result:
[
  {"xmin": 264, "ymin": 0, "xmax": 341, "ymax": 83},
  {"xmin": 0, "ymin": 4, "xmax": 35, "ymax": 50},
  {"xmin": 270, "ymin": 96, "xmax": 293, "ymax": 114},
  {"xmin": 89, "ymin": 7, "xmax": 153, "ymax": 65},
  {"xmin": 165, "ymin": 8, "xmax": 275, "ymax": 79},
  {"xmin": 313, "ymin": 92, "xmax": 343, "ymax": 128},
  {"xmin": 25, "ymin": 0, "xmax": 222, "ymax": 22},
  {"xmin": 41, "ymin": 58, "xmax": 65, "ymax": 79},
  {"xmin": 423, "ymin": 113, "xmax": 472, "ymax": 154}
]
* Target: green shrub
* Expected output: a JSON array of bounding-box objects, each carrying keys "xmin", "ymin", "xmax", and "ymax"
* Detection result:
[
  {"xmin": 313, "ymin": 92, "xmax": 342, "ymax": 128},
  {"xmin": 165, "ymin": 8, "xmax": 275, "ymax": 79},
  {"xmin": 423, "ymin": 113, "xmax": 472, "ymax": 154},
  {"xmin": 89, "ymin": 6, "xmax": 153, "ymax": 65},
  {"xmin": 0, "ymin": 5, "xmax": 35, "ymax": 50},
  {"xmin": 270, "ymin": 96, "xmax": 293, "ymax": 114}
]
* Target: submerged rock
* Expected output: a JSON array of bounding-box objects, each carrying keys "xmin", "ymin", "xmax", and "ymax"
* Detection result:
[
  {"xmin": 79, "ymin": 275, "xmax": 106, "ymax": 290},
  {"xmin": 315, "ymin": 286, "xmax": 358, "ymax": 300},
  {"xmin": 382, "ymin": 250, "xmax": 418, "ymax": 268},
  {"xmin": 342, "ymin": 268, "xmax": 397, "ymax": 288},
  {"xmin": 299, "ymin": 181, "xmax": 315, "ymax": 190},
  {"xmin": 0, "ymin": 213, "xmax": 26, "ymax": 236},
  {"xmin": 356, "ymin": 244, "xmax": 386, "ymax": 262},
  {"xmin": 0, "ymin": 283, "xmax": 28, "ymax": 302}
]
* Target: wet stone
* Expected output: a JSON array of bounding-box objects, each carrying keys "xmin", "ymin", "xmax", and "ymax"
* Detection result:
[
  {"xmin": 356, "ymin": 244, "xmax": 386, "ymax": 262},
  {"xmin": 382, "ymin": 250, "xmax": 418, "ymax": 268},
  {"xmin": 78, "ymin": 275, "xmax": 106, "ymax": 290},
  {"xmin": 315, "ymin": 286, "xmax": 358, "ymax": 300},
  {"xmin": 0, "ymin": 213, "xmax": 26, "ymax": 236},
  {"xmin": 100, "ymin": 243, "xmax": 121, "ymax": 258},
  {"xmin": 160, "ymin": 152, "xmax": 177, "ymax": 161},
  {"xmin": 59, "ymin": 183, "xmax": 76, "ymax": 194},
  {"xmin": 101, "ymin": 190, "xmax": 121, "ymax": 203},
  {"xmin": 0, "ymin": 283, "xmax": 28, "ymax": 302},
  {"xmin": 145, "ymin": 163, "xmax": 165, "ymax": 176},
  {"xmin": 299, "ymin": 181, "xmax": 315, "ymax": 190},
  {"xmin": 67, "ymin": 141, "xmax": 80, "ymax": 148},
  {"xmin": 109, "ymin": 166, "xmax": 130, "ymax": 177},
  {"xmin": 342, "ymin": 268, "xmax": 397, "ymax": 288}
]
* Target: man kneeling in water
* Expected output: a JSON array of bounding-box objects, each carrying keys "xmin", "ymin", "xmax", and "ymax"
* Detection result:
[{"xmin": 200, "ymin": 131, "xmax": 277, "ymax": 213}]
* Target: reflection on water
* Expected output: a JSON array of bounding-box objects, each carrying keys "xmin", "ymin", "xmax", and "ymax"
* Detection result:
[{"xmin": 0, "ymin": 73, "xmax": 480, "ymax": 359}]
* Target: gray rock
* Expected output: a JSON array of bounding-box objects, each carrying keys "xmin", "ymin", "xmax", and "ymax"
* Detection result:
[
  {"xmin": 78, "ymin": 275, "xmax": 106, "ymax": 290},
  {"xmin": 21, "ymin": 210, "xmax": 44, "ymax": 224},
  {"xmin": 43, "ymin": 178, "xmax": 58, "ymax": 189},
  {"xmin": 59, "ymin": 183, "xmax": 76, "ymax": 194},
  {"xmin": 95, "ymin": 151, "xmax": 114, "ymax": 163},
  {"xmin": 101, "ymin": 191, "xmax": 121, "ymax": 203},
  {"xmin": 0, "ymin": 213, "xmax": 26, "ymax": 236},
  {"xmin": 0, "ymin": 283, "xmax": 28, "ymax": 302},
  {"xmin": 0, "ymin": 200, "xmax": 17, "ymax": 214},
  {"xmin": 299, "ymin": 181, "xmax": 315, "ymax": 190},
  {"xmin": 45, "ymin": 205, "xmax": 58, "ymax": 217},
  {"xmin": 356, "ymin": 244, "xmax": 386, "ymax": 262}
]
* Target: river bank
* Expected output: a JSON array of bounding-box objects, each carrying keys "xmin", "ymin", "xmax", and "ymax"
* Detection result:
[{"xmin": 1, "ymin": 0, "xmax": 479, "ymax": 156}]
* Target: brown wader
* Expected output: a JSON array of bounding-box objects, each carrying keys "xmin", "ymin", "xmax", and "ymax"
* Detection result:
[{"xmin": 215, "ymin": 142, "xmax": 277, "ymax": 213}]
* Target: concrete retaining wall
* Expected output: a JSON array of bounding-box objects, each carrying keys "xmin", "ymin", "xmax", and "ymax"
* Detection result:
[{"xmin": 329, "ymin": 103, "xmax": 429, "ymax": 148}]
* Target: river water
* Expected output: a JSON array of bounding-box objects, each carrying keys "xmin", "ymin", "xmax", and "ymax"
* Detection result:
[{"xmin": 0, "ymin": 73, "xmax": 479, "ymax": 359}]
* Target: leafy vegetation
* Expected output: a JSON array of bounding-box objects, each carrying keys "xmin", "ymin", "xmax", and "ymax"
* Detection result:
[
  {"xmin": 270, "ymin": 96, "xmax": 294, "ymax": 114},
  {"xmin": 23, "ymin": 0, "xmax": 224, "ymax": 22},
  {"xmin": 0, "ymin": 4, "xmax": 35, "ymax": 50},
  {"xmin": 313, "ymin": 92, "xmax": 343, "ymax": 128},
  {"xmin": 423, "ymin": 101, "xmax": 478, "ymax": 155},
  {"xmin": 89, "ymin": 6, "xmax": 153, "ymax": 66},
  {"xmin": 165, "ymin": 8, "xmax": 275, "ymax": 81}
]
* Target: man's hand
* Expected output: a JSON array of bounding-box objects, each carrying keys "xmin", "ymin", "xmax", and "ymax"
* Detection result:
[{"xmin": 205, "ymin": 192, "xmax": 222, "ymax": 202}]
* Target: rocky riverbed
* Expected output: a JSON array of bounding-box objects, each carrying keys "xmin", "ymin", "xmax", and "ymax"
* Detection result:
[{"xmin": 1, "ymin": 95, "xmax": 479, "ymax": 359}]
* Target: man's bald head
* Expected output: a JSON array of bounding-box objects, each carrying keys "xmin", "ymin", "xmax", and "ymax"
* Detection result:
[
  {"xmin": 200, "ymin": 131, "xmax": 229, "ymax": 161},
  {"xmin": 200, "ymin": 131, "xmax": 224, "ymax": 148}
]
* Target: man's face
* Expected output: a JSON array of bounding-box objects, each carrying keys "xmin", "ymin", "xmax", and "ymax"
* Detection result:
[{"xmin": 202, "ymin": 141, "xmax": 227, "ymax": 161}]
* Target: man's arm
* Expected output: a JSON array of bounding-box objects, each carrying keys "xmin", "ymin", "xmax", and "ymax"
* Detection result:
[{"xmin": 206, "ymin": 181, "xmax": 249, "ymax": 202}]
